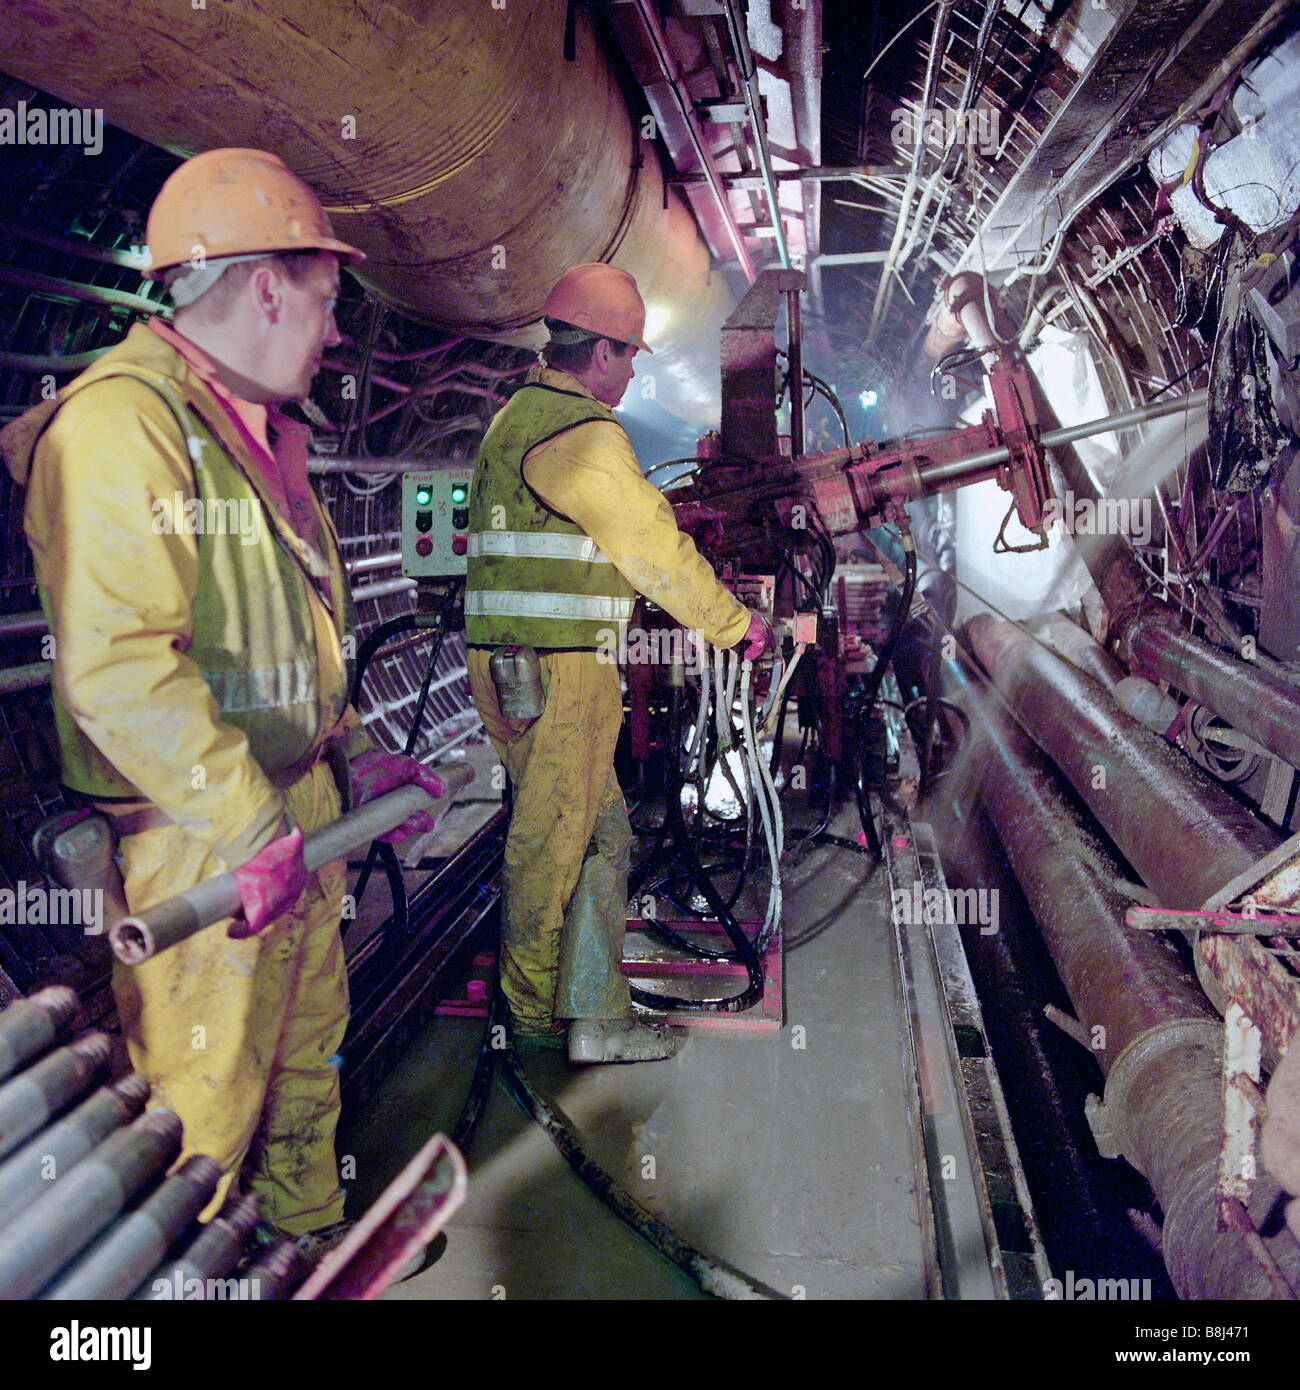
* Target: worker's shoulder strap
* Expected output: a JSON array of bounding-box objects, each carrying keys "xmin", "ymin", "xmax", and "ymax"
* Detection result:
[
  {"xmin": 502, "ymin": 382, "xmax": 625, "ymax": 524},
  {"xmin": 33, "ymin": 367, "xmax": 338, "ymax": 617}
]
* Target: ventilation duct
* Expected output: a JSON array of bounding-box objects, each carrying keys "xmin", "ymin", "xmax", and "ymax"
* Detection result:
[{"xmin": 1, "ymin": 0, "xmax": 734, "ymax": 422}]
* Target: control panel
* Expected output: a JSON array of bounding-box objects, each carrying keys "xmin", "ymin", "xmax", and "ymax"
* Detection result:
[{"xmin": 402, "ymin": 467, "xmax": 474, "ymax": 576}]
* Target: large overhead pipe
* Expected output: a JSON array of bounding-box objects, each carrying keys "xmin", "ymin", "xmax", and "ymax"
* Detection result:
[
  {"xmin": 0, "ymin": 1, "xmax": 735, "ymax": 423},
  {"xmin": 944, "ymin": 656, "xmax": 1300, "ymax": 1298}
]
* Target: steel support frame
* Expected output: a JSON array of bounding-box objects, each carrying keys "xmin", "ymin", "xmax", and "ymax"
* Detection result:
[{"xmin": 953, "ymin": 0, "xmax": 1286, "ymax": 279}]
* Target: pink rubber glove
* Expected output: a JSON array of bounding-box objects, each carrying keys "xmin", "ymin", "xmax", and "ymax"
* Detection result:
[
  {"xmin": 230, "ymin": 822, "xmax": 307, "ymax": 938},
  {"xmin": 739, "ymin": 609, "xmax": 776, "ymax": 661},
  {"xmin": 349, "ymin": 750, "xmax": 451, "ymax": 843}
]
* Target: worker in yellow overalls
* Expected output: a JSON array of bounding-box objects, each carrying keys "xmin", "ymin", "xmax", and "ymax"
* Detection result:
[
  {"xmin": 465, "ymin": 263, "xmax": 774, "ymax": 1063},
  {"xmin": 1, "ymin": 149, "xmax": 443, "ymax": 1254}
]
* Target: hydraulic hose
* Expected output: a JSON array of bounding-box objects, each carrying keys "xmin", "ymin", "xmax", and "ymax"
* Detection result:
[
  {"xmin": 854, "ymin": 537, "xmax": 917, "ymax": 857},
  {"xmin": 741, "ymin": 662, "xmax": 783, "ymax": 952},
  {"xmin": 636, "ymin": 649, "xmax": 760, "ymax": 959},
  {"xmin": 496, "ymin": 1001, "xmax": 785, "ymax": 1300},
  {"xmin": 629, "ymin": 683, "xmax": 767, "ymax": 1012},
  {"xmin": 447, "ymin": 990, "xmax": 784, "ymax": 1299}
]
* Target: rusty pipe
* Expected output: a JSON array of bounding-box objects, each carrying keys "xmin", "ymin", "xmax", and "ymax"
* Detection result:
[
  {"xmin": 137, "ymin": 1194, "xmax": 262, "ymax": 1300},
  {"xmin": 945, "ymin": 655, "xmax": 1300, "ymax": 1298},
  {"xmin": 0, "ymin": 986, "xmax": 77, "ymax": 1083},
  {"xmin": 0, "ymin": 1075, "xmax": 149, "ymax": 1227},
  {"xmin": 967, "ymin": 614, "xmax": 1280, "ymax": 914},
  {"xmin": 44, "ymin": 1154, "xmax": 222, "ymax": 1301},
  {"xmin": 241, "ymin": 1240, "xmax": 309, "ymax": 1301},
  {"xmin": 1120, "ymin": 606, "xmax": 1300, "ymax": 771},
  {"xmin": 946, "ymin": 657, "xmax": 1215, "ymax": 1053},
  {"xmin": 1024, "ymin": 612, "xmax": 1125, "ymax": 689},
  {"xmin": 0, "ymin": 1034, "xmax": 111, "ymax": 1163},
  {"xmin": 0, "ymin": 1108, "xmax": 182, "ymax": 1299}
]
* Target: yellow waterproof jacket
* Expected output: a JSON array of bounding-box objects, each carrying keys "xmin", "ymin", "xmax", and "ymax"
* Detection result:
[
  {"xmin": 466, "ymin": 379, "xmax": 637, "ymax": 649},
  {"xmin": 0, "ymin": 323, "xmax": 368, "ymax": 868},
  {"xmin": 483, "ymin": 366, "xmax": 748, "ymax": 649}
]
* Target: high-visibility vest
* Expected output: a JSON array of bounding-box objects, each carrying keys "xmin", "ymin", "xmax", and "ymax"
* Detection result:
[
  {"xmin": 21, "ymin": 346, "xmax": 356, "ymax": 801},
  {"xmin": 465, "ymin": 382, "xmax": 636, "ymax": 650}
]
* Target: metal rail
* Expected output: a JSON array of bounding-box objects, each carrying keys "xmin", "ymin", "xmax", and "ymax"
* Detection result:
[{"xmin": 882, "ymin": 804, "xmax": 1005, "ymax": 1299}]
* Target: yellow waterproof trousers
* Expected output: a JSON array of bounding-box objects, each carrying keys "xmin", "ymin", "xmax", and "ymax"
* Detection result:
[
  {"xmin": 467, "ymin": 649, "xmax": 632, "ymax": 1028},
  {"xmin": 111, "ymin": 762, "xmax": 348, "ymax": 1234}
]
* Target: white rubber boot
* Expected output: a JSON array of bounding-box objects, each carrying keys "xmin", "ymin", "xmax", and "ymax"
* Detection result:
[{"xmin": 567, "ymin": 1017, "xmax": 682, "ymax": 1064}]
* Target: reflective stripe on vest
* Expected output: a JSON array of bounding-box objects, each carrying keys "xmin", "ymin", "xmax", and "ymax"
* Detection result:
[
  {"xmin": 464, "ymin": 590, "xmax": 634, "ymax": 621},
  {"xmin": 203, "ymin": 661, "xmax": 318, "ymax": 713},
  {"xmin": 466, "ymin": 531, "xmax": 614, "ymax": 563},
  {"xmin": 465, "ymin": 381, "xmax": 636, "ymax": 649}
]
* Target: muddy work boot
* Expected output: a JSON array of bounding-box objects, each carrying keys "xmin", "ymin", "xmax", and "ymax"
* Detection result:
[
  {"xmin": 567, "ymin": 1017, "xmax": 682, "ymax": 1064},
  {"xmin": 289, "ymin": 1219, "xmax": 427, "ymax": 1285},
  {"xmin": 285, "ymin": 1218, "xmax": 355, "ymax": 1263}
]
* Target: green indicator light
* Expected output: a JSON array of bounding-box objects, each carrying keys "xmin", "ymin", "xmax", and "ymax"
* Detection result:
[
  {"xmin": 415, "ymin": 486, "xmax": 432, "ymax": 506},
  {"xmin": 451, "ymin": 484, "xmax": 468, "ymax": 504}
]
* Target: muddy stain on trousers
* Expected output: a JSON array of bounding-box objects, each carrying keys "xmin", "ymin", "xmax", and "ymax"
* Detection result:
[
  {"xmin": 467, "ymin": 648, "xmax": 632, "ymax": 1027},
  {"xmin": 111, "ymin": 761, "xmax": 348, "ymax": 1234}
]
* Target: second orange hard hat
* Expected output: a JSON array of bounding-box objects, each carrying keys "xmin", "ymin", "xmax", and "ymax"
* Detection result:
[
  {"xmin": 543, "ymin": 263, "xmax": 653, "ymax": 354},
  {"xmin": 143, "ymin": 148, "xmax": 365, "ymax": 278}
]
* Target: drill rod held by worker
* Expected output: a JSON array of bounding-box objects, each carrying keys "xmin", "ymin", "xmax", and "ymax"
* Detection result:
[{"xmin": 108, "ymin": 764, "xmax": 473, "ymax": 966}]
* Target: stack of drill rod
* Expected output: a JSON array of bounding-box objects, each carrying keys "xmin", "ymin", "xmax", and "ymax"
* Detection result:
[{"xmin": 0, "ymin": 986, "xmax": 308, "ymax": 1299}]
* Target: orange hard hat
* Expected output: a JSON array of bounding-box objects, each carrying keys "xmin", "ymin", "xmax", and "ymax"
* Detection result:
[
  {"xmin": 542, "ymin": 263, "xmax": 653, "ymax": 354},
  {"xmin": 143, "ymin": 148, "xmax": 365, "ymax": 279}
]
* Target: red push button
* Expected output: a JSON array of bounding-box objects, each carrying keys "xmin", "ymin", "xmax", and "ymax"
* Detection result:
[
  {"xmin": 415, "ymin": 537, "xmax": 433, "ymax": 556},
  {"xmin": 452, "ymin": 534, "xmax": 467, "ymax": 556}
]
